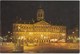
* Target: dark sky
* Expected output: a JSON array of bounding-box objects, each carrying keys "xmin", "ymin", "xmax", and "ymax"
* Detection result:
[{"xmin": 1, "ymin": 1, "xmax": 79, "ymax": 36}]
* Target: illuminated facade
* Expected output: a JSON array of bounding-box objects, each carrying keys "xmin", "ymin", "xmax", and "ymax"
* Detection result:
[{"xmin": 13, "ymin": 7, "xmax": 66, "ymax": 44}]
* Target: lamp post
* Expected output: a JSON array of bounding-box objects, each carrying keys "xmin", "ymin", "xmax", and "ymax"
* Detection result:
[
  {"xmin": 13, "ymin": 36, "xmax": 24, "ymax": 52},
  {"xmin": 16, "ymin": 36, "xmax": 25, "ymax": 52}
]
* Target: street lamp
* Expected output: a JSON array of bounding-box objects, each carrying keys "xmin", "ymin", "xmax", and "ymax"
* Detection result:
[
  {"xmin": 18, "ymin": 36, "xmax": 25, "ymax": 40},
  {"xmin": 72, "ymin": 31, "xmax": 74, "ymax": 34},
  {"xmin": 16, "ymin": 36, "xmax": 26, "ymax": 52},
  {"xmin": 8, "ymin": 31, "xmax": 10, "ymax": 34}
]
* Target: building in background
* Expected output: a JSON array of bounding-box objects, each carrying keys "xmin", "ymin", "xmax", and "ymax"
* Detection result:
[
  {"xmin": 67, "ymin": 26, "xmax": 79, "ymax": 42},
  {"xmin": 12, "ymin": 6, "xmax": 66, "ymax": 45}
]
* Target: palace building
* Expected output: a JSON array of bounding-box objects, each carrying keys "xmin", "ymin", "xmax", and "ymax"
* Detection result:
[{"xmin": 12, "ymin": 6, "xmax": 66, "ymax": 44}]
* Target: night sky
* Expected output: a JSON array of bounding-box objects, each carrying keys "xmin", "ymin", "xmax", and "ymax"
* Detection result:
[{"xmin": 1, "ymin": 1, "xmax": 79, "ymax": 36}]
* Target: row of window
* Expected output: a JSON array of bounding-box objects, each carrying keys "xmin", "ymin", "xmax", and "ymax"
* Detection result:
[
  {"xmin": 13, "ymin": 26, "xmax": 66, "ymax": 31},
  {"xmin": 13, "ymin": 28, "xmax": 66, "ymax": 32}
]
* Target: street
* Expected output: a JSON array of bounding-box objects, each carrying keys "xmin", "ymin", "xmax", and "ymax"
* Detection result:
[{"xmin": 0, "ymin": 42, "xmax": 79, "ymax": 53}]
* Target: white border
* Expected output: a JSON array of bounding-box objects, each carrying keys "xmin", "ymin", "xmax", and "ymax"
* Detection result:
[{"xmin": 0, "ymin": 0, "xmax": 79, "ymax": 54}]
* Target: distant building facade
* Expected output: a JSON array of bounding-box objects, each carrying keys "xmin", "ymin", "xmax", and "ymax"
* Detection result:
[
  {"xmin": 67, "ymin": 26, "xmax": 79, "ymax": 42},
  {"xmin": 13, "ymin": 7, "xmax": 66, "ymax": 44}
]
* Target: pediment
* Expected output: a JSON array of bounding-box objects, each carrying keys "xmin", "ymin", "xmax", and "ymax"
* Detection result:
[{"xmin": 34, "ymin": 20, "xmax": 50, "ymax": 26}]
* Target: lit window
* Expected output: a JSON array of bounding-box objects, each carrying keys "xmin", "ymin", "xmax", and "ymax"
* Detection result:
[
  {"xmin": 29, "ymin": 32, "xmax": 33, "ymax": 35},
  {"xmin": 62, "ymin": 33, "xmax": 65, "ymax": 36},
  {"xmin": 54, "ymin": 39, "xmax": 58, "ymax": 41},
  {"xmin": 18, "ymin": 26, "xmax": 20, "ymax": 29}
]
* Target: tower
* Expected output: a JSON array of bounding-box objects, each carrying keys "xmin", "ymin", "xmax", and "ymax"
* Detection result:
[{"xmin": 37, "ymin": 5, "xmax": 45, "ymax": 21}]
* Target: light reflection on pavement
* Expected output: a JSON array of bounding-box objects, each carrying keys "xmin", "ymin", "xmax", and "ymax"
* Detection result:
[{"xmin": 0, "ymin": 42, "xmax": 79, "ymax": 53}]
